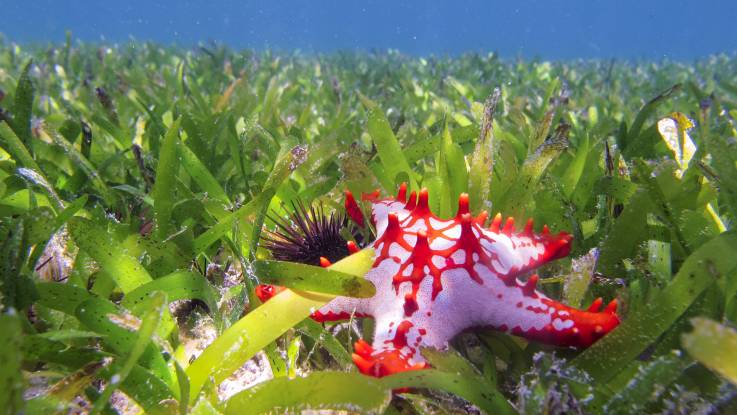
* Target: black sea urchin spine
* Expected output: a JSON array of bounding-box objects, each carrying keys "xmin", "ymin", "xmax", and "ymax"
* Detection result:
[{"xmin": 261, "ymin": 201, "xmax": 354, "ymax": 266}]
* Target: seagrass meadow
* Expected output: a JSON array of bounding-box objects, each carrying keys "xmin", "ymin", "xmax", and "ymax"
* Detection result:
[{"xmin": 1, "ymin": 39, "xmax": 737, "ymax": 414}]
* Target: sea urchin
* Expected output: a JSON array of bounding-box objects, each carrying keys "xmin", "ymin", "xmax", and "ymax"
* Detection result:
[{"xmin": 261, "ymin": 200, "xmax": 357, "ymax": 266}]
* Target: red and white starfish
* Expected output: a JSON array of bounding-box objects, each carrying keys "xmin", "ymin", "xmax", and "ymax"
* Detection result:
[{"xmin": 257, "ymin": 185, "xmax": 620, "ymax": 377}]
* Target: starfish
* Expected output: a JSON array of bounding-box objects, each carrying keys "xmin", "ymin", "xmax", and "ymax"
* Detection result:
[{"xmin": 257, "ymin": 185, "xmax": 620, "ymax": 378}]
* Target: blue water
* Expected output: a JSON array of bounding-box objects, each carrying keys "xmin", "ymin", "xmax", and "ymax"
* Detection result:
[{"xmin": 3, "ymin": 0, "xmax": 737, "ymax": 60}]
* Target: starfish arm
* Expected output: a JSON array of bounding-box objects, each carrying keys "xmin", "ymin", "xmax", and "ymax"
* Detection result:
[
  {"xmin": 351, "ymin": 313, "xmax": 430, "ymax": 377},
  {"xmin": 350, "ymin": 248, "xmax": 441, "ymax": 377},
  {"xmin": 254, "ymin": 284, "xmax": 285, "ymax": 302},
  {"xmin": 255, "ymin": 284, "xmax": 372, "ymax": 322},
  {"xmin": 462, "ymin": 270, "xmax": 620, "ymax": 348},
  {"xmin": 312, "ymin": 296, "xmax": 373, "ymax": 322},
  {"xmin": 478, "ymin": 217, "xmax": 573, "ymax": 278},
  {"xmin": 512, "ymin": 296, "xmax": 620, "ymax": 348}
]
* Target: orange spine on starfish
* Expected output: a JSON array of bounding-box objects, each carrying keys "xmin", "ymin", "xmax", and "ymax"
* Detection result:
[{"xmin": 344, "ymin": 190, "xmax": 364, "ymax": 227}]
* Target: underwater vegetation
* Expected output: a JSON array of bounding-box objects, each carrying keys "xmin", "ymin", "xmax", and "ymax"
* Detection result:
[{"xmin": 1, "ymin": 36, "xmax": 737, "ymax": 414}]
